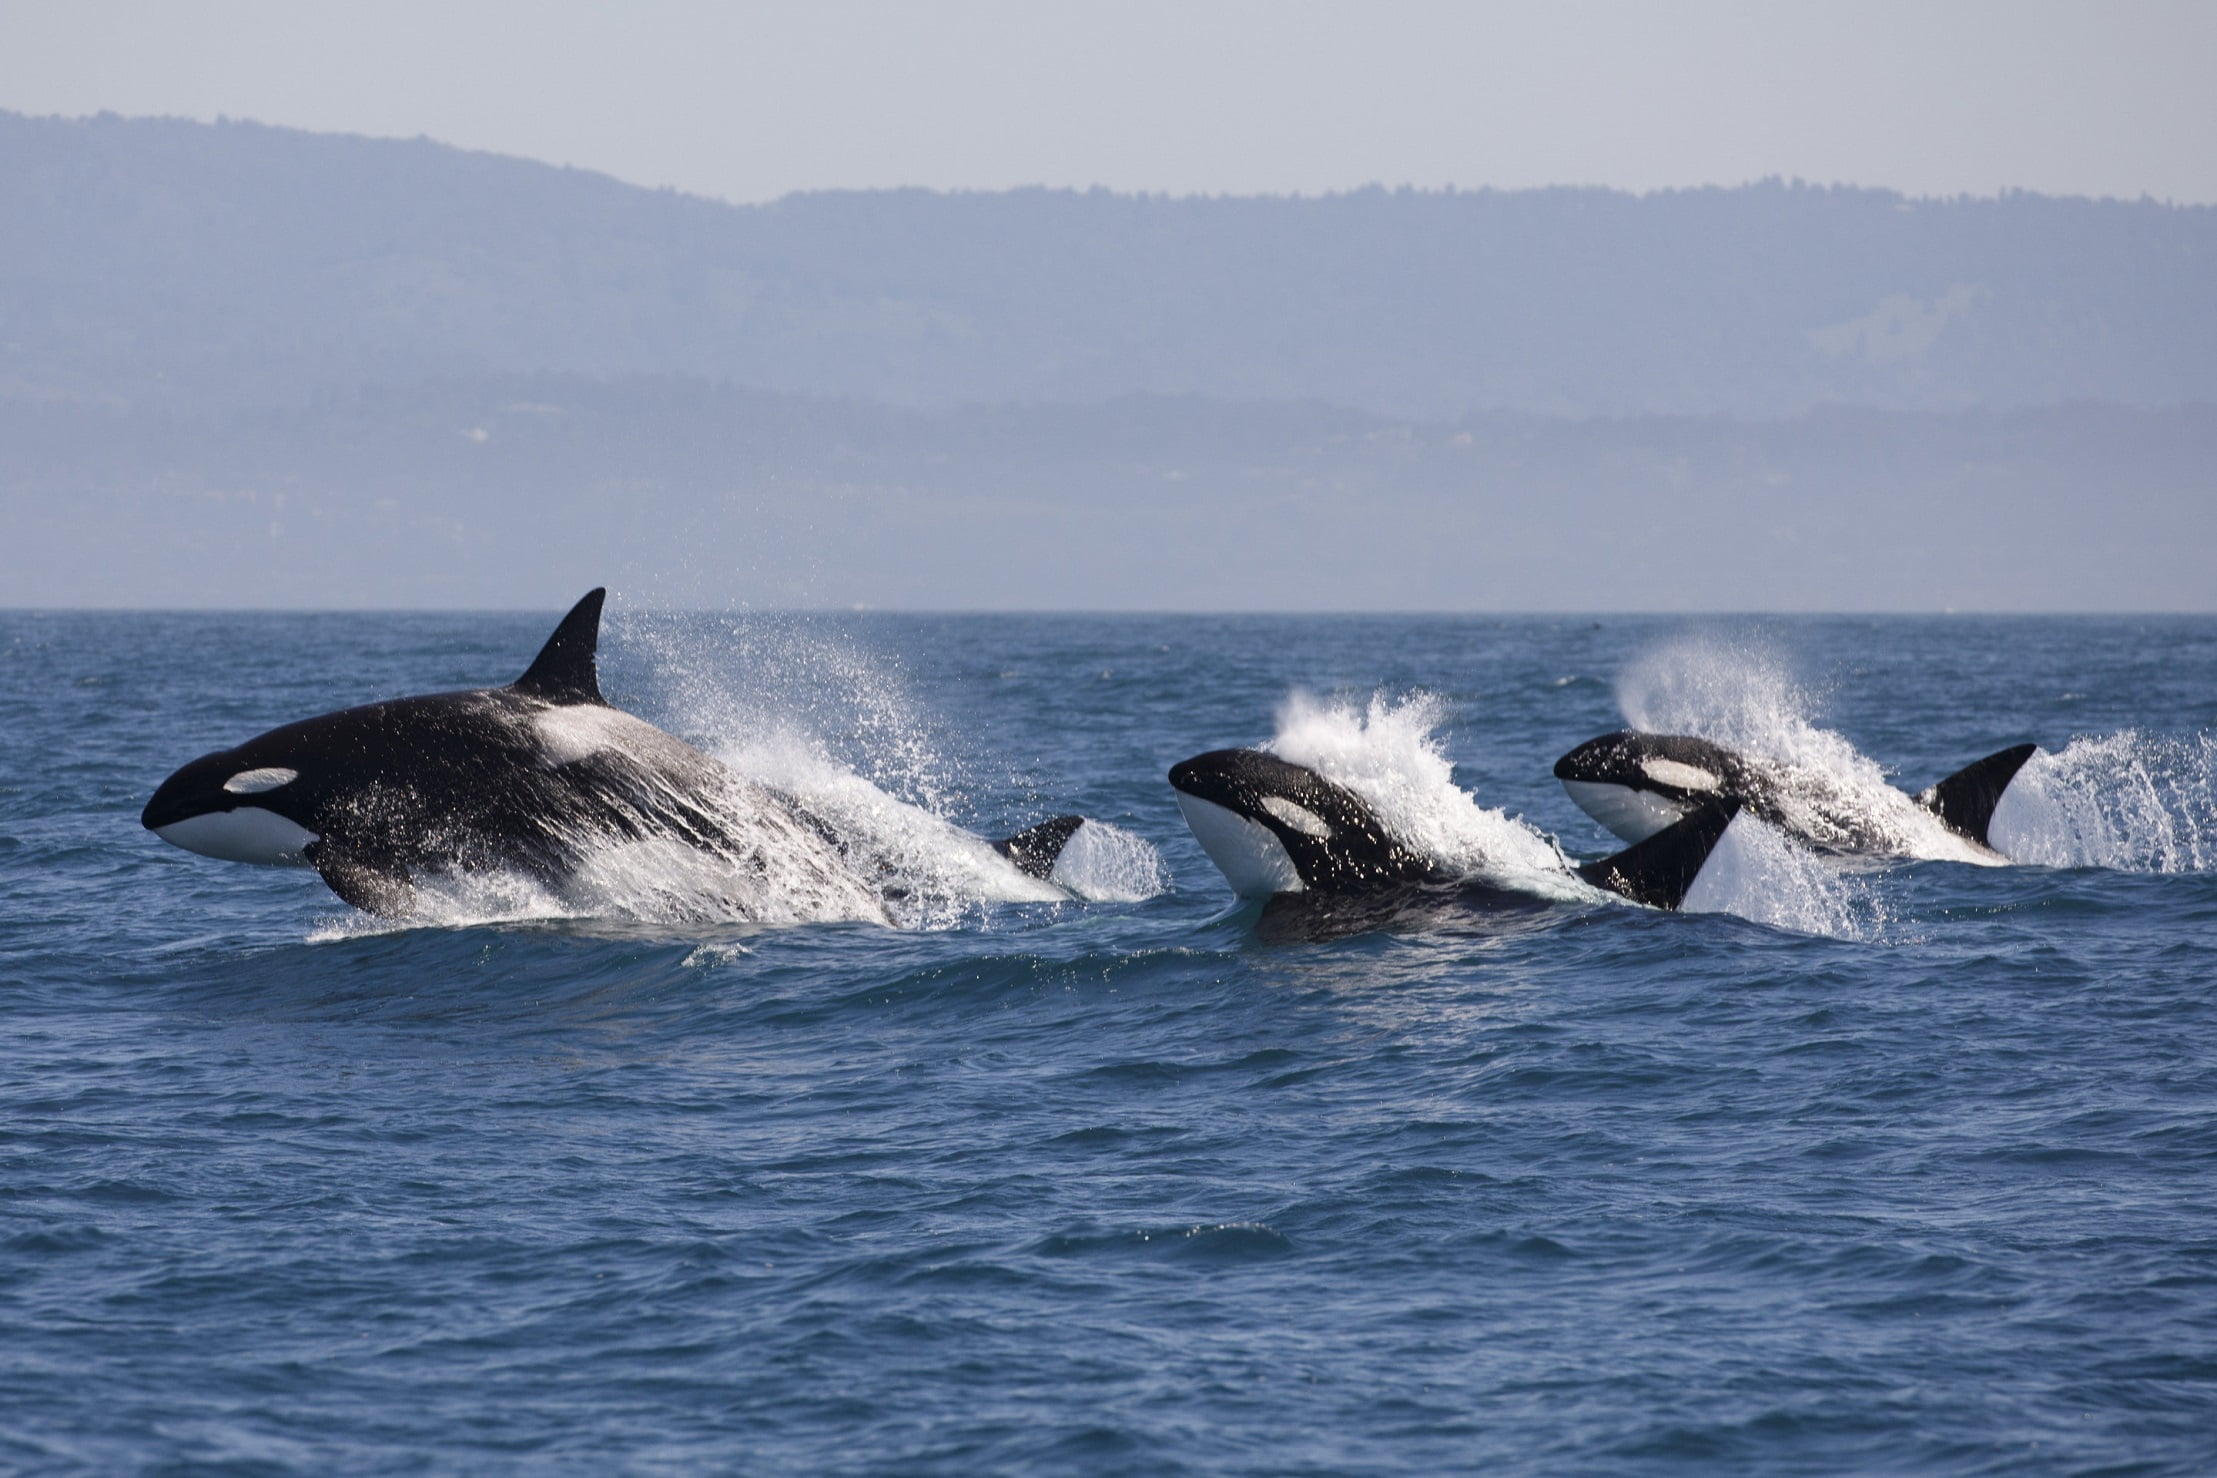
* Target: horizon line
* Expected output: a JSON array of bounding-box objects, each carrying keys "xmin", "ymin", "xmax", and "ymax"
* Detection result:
[
  {"xmin": 8, "ymin": 606, "xmax": 2212, "ymax": 620},
  {"xmin": 17, "ymin": 108, "xmax": 2217, "ymax": 214}
]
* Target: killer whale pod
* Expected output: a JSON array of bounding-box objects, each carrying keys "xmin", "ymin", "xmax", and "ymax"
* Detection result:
[{"xmin": 1167, "ymin": 746, "xmax": 1743, "ymax": 936}]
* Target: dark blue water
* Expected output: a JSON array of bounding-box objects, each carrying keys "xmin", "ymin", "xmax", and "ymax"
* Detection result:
[{"xmin": 6, "ymin": 610, "xmax": 2217, "ymax": 1474}]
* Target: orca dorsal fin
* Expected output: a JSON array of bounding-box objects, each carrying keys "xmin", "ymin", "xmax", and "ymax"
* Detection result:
[
  {"xmin": 1916, "ymin": 743, "xmax": 2038, "ymax": 848},
  {"xmin": 511, "ymin": 589, "xmax": 607, "ymax": 705},
  {"xmin": 993, "ymin": 815, "xmax": 1087, "ymax": 880},
  {"xmin": 1576, "ymin": 800, "xmax": 1743, "ymax": 911}
]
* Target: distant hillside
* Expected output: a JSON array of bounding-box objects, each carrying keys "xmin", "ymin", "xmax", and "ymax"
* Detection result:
[
  {"xmin": 4, "ymin": 112, "xmax": 2214, "ymax": 419},
  {"xmin": 4, "ymin": 113, "xmax": 2211, "ymax": 610}
]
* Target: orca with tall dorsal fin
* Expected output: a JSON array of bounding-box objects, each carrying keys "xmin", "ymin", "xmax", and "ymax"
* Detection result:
[
  {"xmin": 1551, "ymin": 730, "xmax": 2038, "ymax": 859},
  {"xmin": 142, "ymin": 590, "xmax": 1097, "ymax": 920},
  {"xmin": 1167, "ymin": 747, "xmax": 1743, "ymax": 937}
]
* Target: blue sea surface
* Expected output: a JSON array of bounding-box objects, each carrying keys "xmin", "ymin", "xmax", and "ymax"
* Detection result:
[{"xmin": 4, "ymin": 609, "xmax": 2216, "ymax": 1474}]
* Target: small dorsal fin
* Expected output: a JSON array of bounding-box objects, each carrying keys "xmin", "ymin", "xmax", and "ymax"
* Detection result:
[
  {"xmin": 1576, "ymin": 799, "xmax": 1743, "ymax": 910},
  {"xmin": 511, "ymin": 589, "xmax": 607, "ymax": 705},
  {"xmin": 993, "ymin": 815, "xmax": 1088, "ymax": 880},
  {"xmin": 1916, "ymin": 743, "xmax": 2038, "ymax": 848}
]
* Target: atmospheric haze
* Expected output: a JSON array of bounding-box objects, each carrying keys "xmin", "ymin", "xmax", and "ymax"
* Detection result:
[{"xmin": 0, "ymin": 2, "xmax": 2212, "ymax": 610}]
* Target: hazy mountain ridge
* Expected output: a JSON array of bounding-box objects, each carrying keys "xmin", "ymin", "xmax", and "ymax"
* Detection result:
[
  {"xmin": 5, "ymin": 112, "xmax": 2210, "ymax": 608},
  {"xmin": 5, "ymin": 111, "xmax": 2214, "ymax": 418}
]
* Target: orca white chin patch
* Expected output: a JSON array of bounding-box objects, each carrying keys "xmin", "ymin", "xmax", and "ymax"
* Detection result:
[
  {"xmin": 1563, "ymin": 780, "xmax": 1689, "ymax": 845},
  {"xmin": 155, "ymin": 807, "xmax": 319, "ymax": 866},
  {"xmin": 1175, "ymin": 792, "xmax": 1304, "ymax": 898}
]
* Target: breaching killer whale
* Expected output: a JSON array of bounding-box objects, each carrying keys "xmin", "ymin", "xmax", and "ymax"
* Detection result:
[
  {"xmin": 1168, "ymin": 747, "xmax": 1742, "ymax": 936},
  {"xmin": 141, "ymin": 589, "xmax": 1092, "ymax": 919},
  {"xmin": 1552, "ymin": 731, "xmax": 2037, "ymax": 857}
]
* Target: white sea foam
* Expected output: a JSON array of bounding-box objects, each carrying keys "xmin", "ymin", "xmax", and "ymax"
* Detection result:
[
  {"xmin": 712, "ymin": 728, "xmax": 1069, "ymax": 928},
  {"xmin": 625, "ymin": 612, "xmax": 971, "ymax": 818},
  {"xmin": 308, "ymin": 780, "xmax": 897, "ymax": 939},
  {"xmin": 1988, "ymin": 731, "xmax": 2217, "ymax": 872},
  {"xmin": 654, "ymin": 617, "xmax": 1170, "ymax": 920}
]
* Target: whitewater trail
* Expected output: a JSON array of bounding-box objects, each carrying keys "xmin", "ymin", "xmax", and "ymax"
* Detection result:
[{"xmin": 638, "ymin": 611, "xmax": 1168, "ymax": 917}]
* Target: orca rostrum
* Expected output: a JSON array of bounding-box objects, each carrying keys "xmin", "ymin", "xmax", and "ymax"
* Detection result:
[
  {"xmin": 142, "ymin": 590, "xmax": 1093, "ymax": 919},
  {"xmin": 1552, "ymin": 730, "xmax": 2038, "ymax": 857},
  {"xmin": 1167, "ymin": 747, "xmax": 1742, "ymax": 935}
]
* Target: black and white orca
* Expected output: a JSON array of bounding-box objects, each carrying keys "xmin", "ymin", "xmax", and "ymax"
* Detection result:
[
  {"xmin": 1168, "ymin": 747, "xmax": 1743, "ymax": 935},
  {"xmin": 142, "ymin": 590, "xmax": 1091, "ymax": 919},
  {"xmin": 1552, "ymin": 731, "xmax": 2038, "ymax": 857}
]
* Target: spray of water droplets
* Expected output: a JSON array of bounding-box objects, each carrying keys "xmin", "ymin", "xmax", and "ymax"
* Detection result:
[
  {"xmin": 1615, "ymin": 636, "xmax": 1993, "ymax": 865},
  {"xmin": 1990, "ymin": 732, "xmax": 2217, "ymax": 872},
  {"xmin": 1268, "ymin": 689, "xmax": 1585, "ymax": 900},
  {"xmin": 623, "ymin": 611, "xmax": 1163, "ymax": 925}
]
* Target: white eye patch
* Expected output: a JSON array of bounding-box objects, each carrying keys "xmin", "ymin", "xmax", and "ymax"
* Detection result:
[
  {"xmin": 1641, "ymin": 758, "xmax": 1720, "ymax": 793},
  {"xmin": 1260, "ymin": 795, "xmax": 1333, "ymax": 838},
  {"xmin": 223, "ymin": 767, "xmax": 299, "ymax": 795}
]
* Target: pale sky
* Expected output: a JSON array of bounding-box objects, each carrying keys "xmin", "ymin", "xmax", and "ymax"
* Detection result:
[{"xmin": 3, "ymin": 0, "xmax": 2214, "ymax": 204}]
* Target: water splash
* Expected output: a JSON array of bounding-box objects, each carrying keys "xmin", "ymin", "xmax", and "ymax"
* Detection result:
[
  {"xmin": 1990, "ymin": 732, "xmax": 2217, "ymax": 872},
  {"xmin": 307, "ymin": 776, "xmax": 898, "ymax": 939},
  {"xmin": 1269, "ymin": 690, "xmax": 1600, "ymax": 905},
  {"xmin": 618, "ymin": 610, "xmax": 972, "ymax": 817},
  {"xmin": 1680, "ymin": 814, "xmax": 1885, "ymax": 938},
  {"xmin": 306, "ymin": 876, "xmax": 570, "ymax": 943},
  {"xmin": 704, "ymin": 727, "xmax": 1072, "ymax": 929},
  {"xmin": 630, "ymin": 612, "xmax": 1166, "ymax": 919},
  {"xmin": 1050, "ymin": 819, "xmax": 1172, "ymax": 903},
  {"xmin": 1616, "ymin": 635, "xmax": 1824, "ymax": 758},
  {"xmin": 1615, "ymin": 635, "xmax": 1992, "ymax": 864}
]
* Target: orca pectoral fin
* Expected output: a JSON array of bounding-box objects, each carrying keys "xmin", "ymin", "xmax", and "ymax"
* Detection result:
[
  {"xmin": 1916, "ymin": 743, "xmax": 2038, "ymax": 849},
  {"xmin": 511, "ymin": 588, "xmax": 607, "ymax": 706},
  {"xmin": 1576, "ymin": 800, "xmax": 1743, "ymax": 911},
  {"xmin": 309, "ymin": 840, "xmax": 415, "ymax": 916},
  {"xmin": 992, "ymin": 815, "xmax": 1087, "ymax": 880}
]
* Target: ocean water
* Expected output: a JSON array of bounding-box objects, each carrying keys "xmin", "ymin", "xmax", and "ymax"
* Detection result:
[{"xmin": 4, "ymin": 608, "xmax": 2216, "ymax": 1474}]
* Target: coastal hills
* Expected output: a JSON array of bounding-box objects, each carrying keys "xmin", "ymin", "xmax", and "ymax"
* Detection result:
[{"xmin": 2, "ymin": 111, "xmax": 2209, "ymax": 607}]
